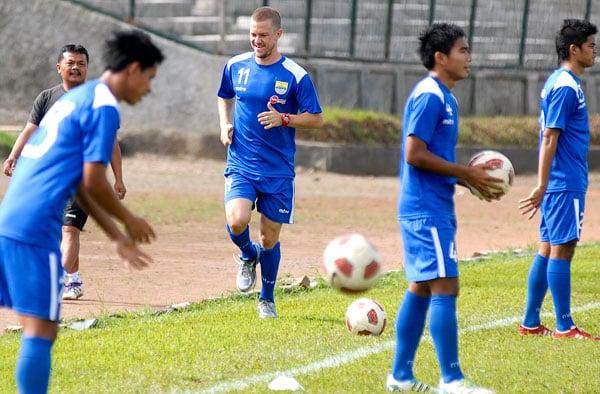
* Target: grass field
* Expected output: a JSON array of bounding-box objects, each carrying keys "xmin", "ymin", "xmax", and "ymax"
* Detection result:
[{"xmin": 1, "ymin": 246, "xmax": 599, "ymax": 393}]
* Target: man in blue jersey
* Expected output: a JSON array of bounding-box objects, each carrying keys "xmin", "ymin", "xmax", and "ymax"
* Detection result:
[
  {"xmin": 3, "ymin": 44, "xmax": 127, "ymax": 301},
  {"xmin": 518, "ymin": 19, "xmax": 599, "ymax": 340},
  {"xmin": 217, "ymin": 6, "xmax": 323, "ymax": 318},
  {"xmin": 0, "ymin": 30, "xmax": 163, "ymax": 393},
  {"xmin": 387, "ymin": 23, "xmax": 501, "ymax": 393}
]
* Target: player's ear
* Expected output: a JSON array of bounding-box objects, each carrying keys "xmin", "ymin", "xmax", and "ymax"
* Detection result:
[
  {"xmin": 434, "ymin": 51, "xmax": 446, "ymax": 66},
  {"xmin": 126, "ymin": 61, "xmax": 142, "ymax": 76}
]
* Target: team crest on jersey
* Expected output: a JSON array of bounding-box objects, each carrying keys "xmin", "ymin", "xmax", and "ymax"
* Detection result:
[{"xmin": 275, "ymin": 80, "xmax": 288, "ymax": 95}]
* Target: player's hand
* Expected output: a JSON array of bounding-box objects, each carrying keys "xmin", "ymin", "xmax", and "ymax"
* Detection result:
[
  {"xmin": 114, "ymin": 180, "xmax": 127, "ymax": 200},
  {"xmin": 518, "ymin": 186, "xmax": 545, "ymax": 219},
  {"xmin": 124, "ymin": 216, "xmax": 156, "ymax": 244},
  {"xmin": 258, "ymin": 102, "xmax": 281, "ymax": 130},
  {"xmin": 220, "ymin": 123, "xmax": 233, "ymax": 146},
  {"xmin": 115, "ymin": 238, "xmax": 154, "ymax": 271},
  {"xmin": 463, "ymin": 164, "xmax": 504, "ymax": 202},
  {"xmin": 3, "ymin": 157, "xmax": 16, "ymax": 176}
]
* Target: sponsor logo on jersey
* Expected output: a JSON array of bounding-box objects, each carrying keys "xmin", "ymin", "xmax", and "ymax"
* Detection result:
[
  {"xmin": 274, "ymin": 80, "xmax": 288, "ymax": 95},
  {"xmin": 442, "ymin": 103, "xmax": 455, "ymax": 125},
  {"xmin": 269, "ymin": 95, "xmax": 287, "ymax": 105}
]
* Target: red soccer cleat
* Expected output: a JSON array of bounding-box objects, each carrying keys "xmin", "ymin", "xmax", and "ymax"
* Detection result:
[
  {"xmin": 518, "ymin": 324, "xmax": 553, "ymax": 336},
  {"xmin": 554, "ymin": 326, "xmax": 600, "ymax": 341}
]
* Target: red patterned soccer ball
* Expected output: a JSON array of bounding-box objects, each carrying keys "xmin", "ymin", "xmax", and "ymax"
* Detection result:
[
  {"xmin": 467, "ymin": 150, "xmax": 515, "ymax": 198},
  {"xmin": 345, "ymin": 298, "xmax": 387, "ymax": 336},
  {"xmin": 321, "ymin": 233, "xmax": 382, "ymax": 292}
]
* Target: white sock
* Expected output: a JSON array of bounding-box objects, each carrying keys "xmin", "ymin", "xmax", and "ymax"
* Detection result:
[{"xmin": 66, "ymin": 271, "xmax": 81, "ymax": 284}]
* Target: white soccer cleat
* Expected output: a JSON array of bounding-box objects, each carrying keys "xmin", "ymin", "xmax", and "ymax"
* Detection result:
[
  {"xmin": 62, "ymin": 281, "xmax": 84, "ymax": 300},
  {"xmin": 439, "ymin": 379, "xmax": 495, "ymax": 394},
  {"xmin": 386, "ymin": 374, "xmax": 439, "ymax": 392}
]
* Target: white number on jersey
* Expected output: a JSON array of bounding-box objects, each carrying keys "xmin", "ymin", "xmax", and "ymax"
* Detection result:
[{"xmin": 22, "ymin": 100, "xmax": 75, "ymax": 159}]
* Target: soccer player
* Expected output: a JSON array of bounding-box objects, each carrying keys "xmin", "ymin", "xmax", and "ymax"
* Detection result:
[
  {"xmin": 217, "ymin": 6, "xmax": 323, "ymax": 318},
  {"xmin": 3, "ymin": 44, "xmax": 127, "ymax": 301},
  {"xmin": 0, "ymin": 29, "xmax": 163, "ymax": 393},
  {"xmin": 518, "ymin": 19, "xmax": 599, "ymax": 340},
  {"xmin": 387, "ymin": 23, "xmax": 500, "ymax": 393}
]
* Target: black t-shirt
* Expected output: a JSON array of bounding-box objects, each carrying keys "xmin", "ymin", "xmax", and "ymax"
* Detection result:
[{"xmin": 27, "ymin": 84, "xmax": 66, "ymax": 125}]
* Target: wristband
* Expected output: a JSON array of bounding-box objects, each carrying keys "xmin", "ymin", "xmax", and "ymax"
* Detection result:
[{"xmin": 281, "ymin": 113, "xmax": 291, "ymax": 127}]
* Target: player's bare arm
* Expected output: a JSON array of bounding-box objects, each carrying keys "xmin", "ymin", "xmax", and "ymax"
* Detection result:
[
  {"xmin": 519, "ymin": 127, "xmax": 560, "ymax": 219},
  {"xmin": 74, "ymin": 185, "xmax": 153, "ymax": 270},
  {"xmin": 405, "ymin": 135, "xmax": 502, "ymax": 200},
  {"xmin": 258, "ymin": 102, "xmax": 323, "ymax": 130},
  {"xmin": 82, "ymin": 161, "xmax": 156, "ymax": 244},
  {"xmin": 3, "ymin": 122, "xmax": 38, "ymax": 176},
  {"xmin": 217, "ymin": 97, "xmax": 234, "ymax": 146},
  {"xmin": 110, "ymin": 139, "xmax": 127, "ymax": 199}
]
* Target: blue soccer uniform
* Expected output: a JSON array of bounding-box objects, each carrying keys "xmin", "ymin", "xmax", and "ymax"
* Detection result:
[
  {"xmin": 0, "ymin": 79, "xmax": 118, "ymax": 320},
  {"xmin": 538, "ymin": 68, "xmax": 588, "ymax": 245},
  {"xmin": 218, "ymin": 52, "xmax": 321, "ymax": 224},
  {"xmin": 399, "ymin": 75, "xmax": 460, "ymax": 282}
]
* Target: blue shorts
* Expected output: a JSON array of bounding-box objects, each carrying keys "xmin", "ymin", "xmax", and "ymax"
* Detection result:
[
  {"xmin": 224, "ymin": 171, "xmax": 295, "ymax": 224},
  {"xmin": 400, "ymin": 217, "xmax": 459, "ymax": 282},
  {"xmin": 0, "ymin": 237, "xmax": 63, "ymax": 321},
  {"xmin": 540, "ymin": 191, "xmax": 585, "ymax": 245}
]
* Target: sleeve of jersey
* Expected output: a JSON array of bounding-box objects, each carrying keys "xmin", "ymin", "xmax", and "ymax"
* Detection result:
[
  {"xmin": 217, "ymin": 63, "xmax": 235, "ymax": 99},
  {"xmin": 27, "ymin": 91, "xmax": 48, "ymax": 125},
  {"xmin": 296, "ymin": 74, "xmax": 322, "ymax": 114},
  {"xmin": 405, "ymin": 93, "xmax": 442, "ymax": 144},
  {"xmin": 545, "ymin": 86, "xmax": 576, "ymax": 131},
  {"xmin": 82, "ymin": 105, "xmax": 119, "ymax": 166}
]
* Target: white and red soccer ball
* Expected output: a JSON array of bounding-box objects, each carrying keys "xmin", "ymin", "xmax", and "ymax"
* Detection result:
[
  {"xmin": 345, "ymin": 298, "xmax": 387, "ymax": 336},
  {"xmin": 467, "ymin": 150, "xmax": 515, "ymax": 199},
  {"xmin": 321, "ymin": 233, "xmax": 382, "ymax": 293}
]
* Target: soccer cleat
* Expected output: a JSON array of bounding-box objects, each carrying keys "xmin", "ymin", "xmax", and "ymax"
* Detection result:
[
  {"xmin": 386, "ymin": 374, "xmax": 439, "ymax": 392},
  {"xmin": 235, "ymin": 244, "xmax": 260, "ymax": 293},
  {"xmin": 62, "ymin": 281, "xmax": 84, "ymax": 300},
  {"xmin": 257, "ymin": 298, "xmax": 278, "ymax": 319},
  {"xmin": 554, "ymin": 326, "xmax": 600, "ymax": 340},
  {"xmin": 518, "ymin": 324, "xmax": 553, "ymax": 336},
  {"xmin": 439, "ymin": 379, "xmax": 496, "ymax": 394}
]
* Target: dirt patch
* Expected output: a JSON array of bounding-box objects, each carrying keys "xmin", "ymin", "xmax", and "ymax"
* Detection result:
[{"xmin": 2, "ymin": 154, "xmax": 600, "ymax": 332}]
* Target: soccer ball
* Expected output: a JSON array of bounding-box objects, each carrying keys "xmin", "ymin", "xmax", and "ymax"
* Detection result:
[
  {"xmin": 321, "ymin": 233, "xmax": 382, "ymax": 292},
  {"xmin": 345, "ymin": 298, "xmax": 387, "ymax": 336},
  {"xmin": 466, "ymin": 150, "xmax": 515, "ymax": 199}
]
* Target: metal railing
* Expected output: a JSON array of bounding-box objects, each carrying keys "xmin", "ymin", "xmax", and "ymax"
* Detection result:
[{"xmin": 67, "ymin": 0, "xmax": 596, "ymax": 69}]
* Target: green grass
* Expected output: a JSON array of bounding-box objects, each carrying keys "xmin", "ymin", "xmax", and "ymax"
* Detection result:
[
  {"xmin": 299, "ymin": 108, "xmax": 600, "ymax": 148},
  {"xmin": 2, "ymin": 246, "xmax": 600, "ymax": 393}
]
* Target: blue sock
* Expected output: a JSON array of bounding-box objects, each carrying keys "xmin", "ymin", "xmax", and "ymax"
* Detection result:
[
  {"xmin": 430, "ymin": 294, "xmax": 464, "ymax": 384},
  {"xmin": 259, "ymin": 242, "xmax": 280, "ymax": 301},
  {"xmin": 391, "ymin": 291, "xmax": 429, "ymax": 381},
  {"xmin": 226, "ymin": 224, "xmax": 257, "ymax": 261},
  {"xmin": 547, "ymin": 258, "xmax": 574, "ymax": 331},
  {"xmin": 16, "ymin": 335, "xmax": 53, "ymax": 394},
  {"xmin": 522, "ymin": 254, "xmax": 549, "ymax": 327}
]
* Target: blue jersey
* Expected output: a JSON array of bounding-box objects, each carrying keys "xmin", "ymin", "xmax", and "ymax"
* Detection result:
[
  {"xmin": 217, "ymin": 52, "xmax": 322, "ymax": 178},
  {"xmin": 539, "ymin": 68, "xmax": 589, "ymax": 192},
  {"xmin": 0, "ymin": 79, "xmax": 119, "ymax": 248},
  {"xmin": 398, "ymin": 75, "xmax": 459, "ymax": 220}
]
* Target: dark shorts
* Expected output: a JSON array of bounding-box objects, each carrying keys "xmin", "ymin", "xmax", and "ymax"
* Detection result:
[{"xmin": 63, "ymin": 197, "xmax": 88, "ymax": 230}]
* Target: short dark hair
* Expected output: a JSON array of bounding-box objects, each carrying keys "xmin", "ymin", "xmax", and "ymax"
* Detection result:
[
  {"xmin": 251, "ymin": 6, "xmax": 281, "ymax": 30},
  {"xmin": 418, "ymin": 23, "xmax": 467, "ymax": 70},
  {"xmin": 58, "ymin": 44, "xmax": 89, "ymax": 64},
  {"xmin": 102, "ymin": 30, "xmax": 165, "ymax": 72},
  {"xmin": 556, "ymin": 19, "xmax": 598, "ymax": 63}
]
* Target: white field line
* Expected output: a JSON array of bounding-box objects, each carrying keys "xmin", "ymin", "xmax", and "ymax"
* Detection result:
[{"xmin": 194, "ymin": 301, "xmax": 600, "ymax": 393}]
